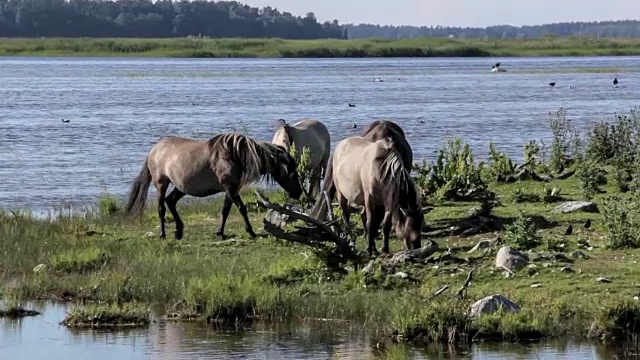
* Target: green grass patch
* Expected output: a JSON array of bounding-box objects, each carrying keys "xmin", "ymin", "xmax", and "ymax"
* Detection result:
[
  {"xmin": 2, "ymin": 36, "xmax": 640, "ymax": 58},
  {"xmin": 61, "ymin": 303, "xmax": 150, "ymax": 328}
]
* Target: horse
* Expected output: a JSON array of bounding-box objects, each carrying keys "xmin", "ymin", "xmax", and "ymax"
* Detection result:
[
  {"xmin": 360, "ymin": 120, "xmax": 415, "ymax": 235},
  {"xmin": 271, "ymin": 118, "xmax": 331, "ymax": 202},
  {"xmin": 310, "ymin": 120, "xmax": 416, "ymax": 235},
  {"xmin": 125, "ymin": 133, "xmax": 303, "ymax": 240},
  {"xmin": 312, "ymin": 136, "xmax": 424, "ymax": 256}
]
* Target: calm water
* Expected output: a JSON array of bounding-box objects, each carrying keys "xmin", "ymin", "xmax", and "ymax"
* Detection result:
[
  {"xmin": 0, "ymin": 302, "xmax": 634, "ymax": 360},
  {"xmin": 1, "ymin": 56, "xmax": 640, "ymax": 213}
]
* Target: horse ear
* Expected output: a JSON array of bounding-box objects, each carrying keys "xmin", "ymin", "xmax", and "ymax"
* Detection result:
[
  {"xmin": 277, "ymin": 118, "xmax": 287, "ymax": 128},
  {"xmin": 384, "ymin": 136, "xmax": 395, "ymax": 149}
]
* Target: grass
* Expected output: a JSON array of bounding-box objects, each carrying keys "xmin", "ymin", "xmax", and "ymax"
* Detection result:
[
  {"xmin": 0, "ymin": 178, "xmax": 639, "ymax": 341},
  {"xmin": 2, "ymin": 36, "xmax": 640, "ymax": 58},
  {"xmin": 61, "ymin": 302, "xmax": 149, "ymax": 328}
]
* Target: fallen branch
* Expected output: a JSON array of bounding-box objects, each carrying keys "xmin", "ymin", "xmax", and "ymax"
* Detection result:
[
  {"xmin": 254, "ymin": 190, "xmax": 351, "ymax": 253},
  {"xmin": 455, "ymin": 268, "xmax": 475, "ymax": 299},
  {"xmin": 427, "ymin": 284, "xmax": 450, "ymax": 301}
]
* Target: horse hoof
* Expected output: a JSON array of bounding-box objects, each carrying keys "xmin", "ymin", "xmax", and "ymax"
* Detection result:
[
  {"xmin": 216, "ymin": 233, "xmax": 226, "ymax": 240},
  {"xmin": 381, "ymin": 248, "xmax": 390, "ymax": 255},
  {"xmin": 247, "ymin": 230, "xmax": 257, "ymax": 239},
  {"xmin": 174, "ymin": 232, "xmax": 183, "ymax": 241}
]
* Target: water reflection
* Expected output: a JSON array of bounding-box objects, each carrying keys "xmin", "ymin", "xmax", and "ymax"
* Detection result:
[{"xmin": 0, "ymin": 301, "xmax": 637, "ymax": 359}]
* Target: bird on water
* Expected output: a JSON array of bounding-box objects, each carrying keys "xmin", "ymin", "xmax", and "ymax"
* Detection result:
[
  {"xmin": 61, "ymin": 118, "xmax": 70, "ymax": 123},
  {"xmin": 548, "ymin": 82, "xmax": 556, "ymax": 87},
  {"xmin": 613, "ymin": 77, "xmax": 619, "ymax": 86}
]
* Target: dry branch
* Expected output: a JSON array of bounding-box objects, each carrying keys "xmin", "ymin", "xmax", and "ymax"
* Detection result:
[
  {"xmin": 455, "ymin": 268, "xmax": 475, "ymax": 299},
  {"xmin": 254, "ymin": 190, "xmax": 351, "ymax": 252}
]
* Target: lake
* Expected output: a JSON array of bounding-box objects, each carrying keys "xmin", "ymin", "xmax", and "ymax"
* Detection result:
[
  {"xmin": 2, "ymin": 55, "xmax": 640, "ymax": 359},
  {"xmin": 1, "ymin": 56, "xmax": 640, "ymax": 213},
  {"xmin": 0, "ymin": 301, "xmax": 633, "ymax": 360}
]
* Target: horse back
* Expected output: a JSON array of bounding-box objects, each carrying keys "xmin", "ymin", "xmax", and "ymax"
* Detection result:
[{"xmin": 362, "ymin": 120, "xmax": 413, "ymax": 169}]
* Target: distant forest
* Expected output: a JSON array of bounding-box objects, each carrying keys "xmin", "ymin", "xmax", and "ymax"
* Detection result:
[
  {"xmin": 0, "ymin": 0, "xmax": 638, "ymax": 39},
  {"xmin": 345, "ymin": 21, "xmax": 640, "ymax": 39},
  {"xmin": 0, "ymin": 0, "xmax": 345, "ymax": 38}
]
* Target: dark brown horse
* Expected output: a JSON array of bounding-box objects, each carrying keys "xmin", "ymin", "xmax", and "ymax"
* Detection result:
[
  {"xmin": 125, "ymin": 133, "xmax": 303, "ymax": 240},
  {"xmin": 310, "ymin": 120, "xmax": 415, "ymax": 226}
]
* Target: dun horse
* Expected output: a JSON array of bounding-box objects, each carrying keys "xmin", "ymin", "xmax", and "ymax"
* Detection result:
[
  {"xmin": 312, "ymin": 136, "xmax": 424, "ymax": 256},
  {"xmin": 311, "ymin": 120, "xmax": 417, "ymax": 236},
  {"xmin": 125, "ymin": 133, "xmax": 303, "ymax": 240},
  {"xmin": 271, "ymin": 119, "xmax": 331, "ymax": 202}
]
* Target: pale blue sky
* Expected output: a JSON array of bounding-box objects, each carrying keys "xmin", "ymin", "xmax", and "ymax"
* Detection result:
[{"xmin": 244, "ymin": 0, "xmax": 637, "ymax": 27}]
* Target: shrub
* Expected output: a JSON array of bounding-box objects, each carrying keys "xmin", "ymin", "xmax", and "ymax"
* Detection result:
[
  {"xmin": 414, "ymin": 138, "xmax": 488, "ymax": 202},
  {"xmin": 487, "ymin": 141, "xmax": 515, "ymax": 182},
  {"xmin": 504, "ymin": 213, "xmax": 542, "ymax": 251},
  {"xmin": 601, "ymin": 196, "xmax": 640, "ymax": 249},
  {"xmin": 98, "ymin": 194, "xmax": 119, "ymax": 216}
]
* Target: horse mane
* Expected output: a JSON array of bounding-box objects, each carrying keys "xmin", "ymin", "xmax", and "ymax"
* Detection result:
[
  {"xmin": 208, "ymin": 133, "xmax": 287, "ymax": 186},
  {"xmin": 276, "ymin": 119, "xmax": 293, "ymax": 148},
  {"xmin": 375, "ymin": 140, "xmax": 420, "ymax": 211}
]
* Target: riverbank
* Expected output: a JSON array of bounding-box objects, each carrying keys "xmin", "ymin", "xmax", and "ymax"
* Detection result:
[
  {"xmin": 2, "ymin": 110, "xmax": 640, "ymax": 351},
  {"xmin": 2, "ymin": 37, "xmax": 640, "ymax": 58}
]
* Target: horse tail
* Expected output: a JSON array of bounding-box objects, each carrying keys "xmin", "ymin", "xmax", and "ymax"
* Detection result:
[
  {"xmin": 125, "ymin": 158, "xmax": 152, "ymax": 217},
  {"xmin": 309, "ymin": 154, "xmax": 335, "ymax": 221}
]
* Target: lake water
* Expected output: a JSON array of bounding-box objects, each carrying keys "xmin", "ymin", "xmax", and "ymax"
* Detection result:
[
  {"xmin": 1, "ymin": 56, "xmax": 640, "ymax": 213},
  {"xmin": 0, "ymin": 301, "xmax": 634, "ymax": 360}
]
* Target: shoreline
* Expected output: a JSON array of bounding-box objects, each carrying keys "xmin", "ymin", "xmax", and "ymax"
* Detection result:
[{"xmin": 2, "ymin": 37, "xmax": 640, "ymax": 58}]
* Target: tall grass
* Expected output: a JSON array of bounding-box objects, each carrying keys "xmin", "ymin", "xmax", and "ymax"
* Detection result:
[{"xmin": 2, "ymin": 36, "xmax": 640, "ymax": 57}]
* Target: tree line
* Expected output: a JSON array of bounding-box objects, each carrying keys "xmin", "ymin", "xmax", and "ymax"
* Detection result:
[
  {"xmin": 345, "ymin": 21, "xmax": 640, "ymax": 39},
  {"xmin": 0, "ymin": 0, "xmax": 345, "ymax": 38},
  {"xmin": 0, "ymin": 0, "xmax": 638, "ymax": 39}
]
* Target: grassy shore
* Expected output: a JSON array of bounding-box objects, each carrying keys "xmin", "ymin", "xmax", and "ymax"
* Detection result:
[
  {"xmin": 2, "ymin": 109, "xmax": 640, "ymax": 353},
  {"xmin": 2, "ymin": 36, "xmax": 640, "ymax": 58}
]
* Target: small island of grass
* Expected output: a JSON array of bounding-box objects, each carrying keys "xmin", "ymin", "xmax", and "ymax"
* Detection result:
[{"xmin": 2, "ymin": 36, "xmax": 640, "ymax": 58}]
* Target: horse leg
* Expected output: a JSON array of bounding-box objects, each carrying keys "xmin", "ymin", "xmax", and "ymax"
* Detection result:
[
  {"xmin": 165, "ymin": 188, "xmax": 185, "ymax": 240},
  {"xmin": 231, "ymin": 193, "xmax": 257, "ymax": 239},
  {"xmin": 381, "ymin": 210, "xmax": 393, "ymax": 254},
  {"xmin": 216, "ymin": 194, "xmax": 233, "ymax": 240},
  {"xmin": 307, "ymin": 167, "xmax": 321, "ymax": 203},
  {"xmin": 337, "ymin": 192, "xmax": 353, "ymax": 247},
  {"xmin": 154, "ymin": 180, "xmax": 168, "ymax": 240},
  {"xmin": 365, "ymin": 204, "xmax": 384, "ymax": 257}
]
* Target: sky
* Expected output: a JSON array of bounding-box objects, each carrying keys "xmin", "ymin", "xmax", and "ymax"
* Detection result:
[{"xmin": 243, "ymin": 0, "xmax": 638, "ymax": 27}]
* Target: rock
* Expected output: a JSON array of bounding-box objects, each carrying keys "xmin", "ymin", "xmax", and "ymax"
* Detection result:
[
  {"xmin": 395, "ymin": 272, "xmax": 409, "ymax": 279},
  {"xmin": 469, "ymin": 294, "xmax": 521, "ymax": 318},
  {"xmin": 361, "ymin": 260, "xmax": 376, "ymax": 275},
  {"xmin": 33, "ymin": 264, "xmax": 47, "ymax": 273},
  {"xmin": 553, "ymin": 201, "xmax": 599, "ymax": 214},
  {"xmin": 560, "ymin": 266, "xmax": 575, "ymax": 273},
  {"xmin": 597, "ymin": 277, "xmax": 611, "ymax": 283},
  {"xmin": 570, "ymin": 250, "xmax": 590, "ymax": 260},
  {"xmin": 531, "ymin": 283, "xmax": 543, "ymax": 288},
  {"xmin": 542, "ymin": 262, "xmax": 553, "ymax": 268},
  {"xmin": 495, "ymin": 246, "xmax": 528, "ymax": 273},
  {"xmin": 145, "ymin": 231, "xmax": 155, "ymax": 238}
]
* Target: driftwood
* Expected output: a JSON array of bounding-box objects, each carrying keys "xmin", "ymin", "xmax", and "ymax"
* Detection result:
[
  {"xmin": 455, "ymin": 268, "xmax": 475, "ymax": 299},
  {"xmin": 254, "ymin": 190, "xmax": 352, "ymax": 253}
]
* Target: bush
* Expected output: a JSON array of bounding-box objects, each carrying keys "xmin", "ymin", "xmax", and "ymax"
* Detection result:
[
  {"xmin": 98, "ymin": 195, "xmax": 119, "ymax": 216},
  {"xmin": 414, "ymin": 138, "xmax": 488, "ymax": 202},
  {"xmin": 487, "ymin": 141, "xmax": 515, "ymax": 182},
  {"xmin": 504, "ymin": 213, "xmax": 542, "ymax": 251},
  {"xmin": 548, "ymin": 108, "xmax": 575, "ymax": 172},
  {"xmin": 601, "ymin": 196, "xmax": 640, "ymax": 249}
]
